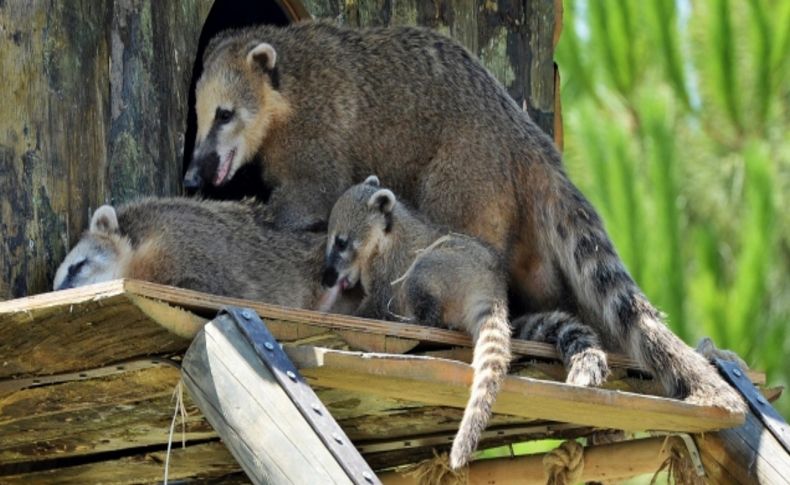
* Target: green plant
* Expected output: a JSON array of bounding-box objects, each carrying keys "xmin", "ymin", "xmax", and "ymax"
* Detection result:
[{"xmin": 557, "ymin": 0, "xmax": 790, "ymax": 416}]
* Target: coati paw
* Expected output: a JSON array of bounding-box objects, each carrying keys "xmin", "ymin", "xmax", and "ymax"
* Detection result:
[
  {"xmin": 696, "ymin": 337, "xmax": 750, "ymax": 370},
  {"xmin": 565, "ymin": 349, "xmax": 610, "ymax": 387}
]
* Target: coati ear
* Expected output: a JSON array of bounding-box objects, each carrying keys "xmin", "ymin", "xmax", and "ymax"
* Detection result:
[
  {"xmin": 246, "ymin": 42, "xmax": 277, "ymax": 71},
  {"xmin": 364, "ymin": 175, "xmax": 380, "ymax": 187},
  {"xmin": 90, "ymin": 205, "xmax": 119, "ymax": 234},
  {"xmin": 367, "ymin": 189, "xmax": 396, "ymax": 215}
]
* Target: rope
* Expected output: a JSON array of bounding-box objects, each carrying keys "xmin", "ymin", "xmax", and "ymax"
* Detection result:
[
  {"xmin": 402, "ymin": 451, "xmax": 468, "ymax": 485},
  {"xmin": 543, "ymin": 440, "xmax": 584, "ymax": 485},
  {"xmin": 651, "ymin": 437, "xmax": 705, "ymax": 485},
  {"xmin": 163, "ymin": 379, "xmax": 188, "ymax": 485}
]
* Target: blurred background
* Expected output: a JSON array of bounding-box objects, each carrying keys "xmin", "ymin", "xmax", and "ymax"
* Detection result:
[{"xmin": 556, "ymin": 0, "xmax": 790, "ymax": 417}]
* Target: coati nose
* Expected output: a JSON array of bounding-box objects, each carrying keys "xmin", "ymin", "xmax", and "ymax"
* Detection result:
[
  {"xmin": 183, "ymin": 166, "xmax": 204, "ymax": 190},
  {"xmin": 321, "ymin": 266, "xmax": 339, "ymax": 288}
]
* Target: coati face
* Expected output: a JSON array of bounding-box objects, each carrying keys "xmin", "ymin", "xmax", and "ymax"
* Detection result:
[
  {"xmin": 53, "ymin": 206, "xmax": 131, "ymax": 291},
  {"xmin": 185, "ymin": 40, "xmax": 291, "ymax": 190},
  {"xmin": 322, "ymin": 176, "xmax": 396, "ymax": 291}
]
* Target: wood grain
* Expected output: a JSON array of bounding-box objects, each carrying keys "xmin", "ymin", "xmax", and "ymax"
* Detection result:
[
  {"xmin": 182, "ymin": 320, "xmax": 353, "ymax": 484},
  {"xmin": 0, "ymin": 0, "xmax": 213, "ymax": 301},
  {"xmin": 288, "ymin": 346, "xmax": 744, "ymax": 433}
]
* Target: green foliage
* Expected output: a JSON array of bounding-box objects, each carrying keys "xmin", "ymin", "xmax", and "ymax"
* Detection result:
[{"xmin": 557, "ymin": 0, "xmax": 790, "ymax": 416}]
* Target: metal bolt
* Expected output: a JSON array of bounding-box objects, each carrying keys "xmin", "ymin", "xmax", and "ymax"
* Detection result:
[
  {"xmin": 732, "ymin": 368, "xmax": 742, "ymax": 377},
  {"xmin": 362, "ymin": 471, "xmax": 374, "ymax": 482},
  {"xmin": 311, "ymin": 402, "xmax": 322, "ymax": 414},
  {"xmin": 241, "ymin": 310, "xmax": 252, "ymax": 320},
  {"xmin": 332, "ymin": 433, "xmax": 343, "ymax": 445},
  {"xmin": 757, "ymin": 395, "xmax": 767, "ymax": 405},
  {"xmin": 286, "ymin": 370, "xmax": 297, "ymax": 381},
  {"xmin": 264, "ymin": 342, "xmax": 274, "ymax": 351}
]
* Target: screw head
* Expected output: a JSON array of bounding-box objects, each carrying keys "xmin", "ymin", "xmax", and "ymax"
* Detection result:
[
  {"xmin": 286, "ymin": 370, "xmax": 297, "ymax": 381},
  {"xmin": 757, "ymin": 395, "xmax": 767, "ymax": 405},
  {"xmin": 363, "ymin": 471, "xmax": 374, "ymax": 482},
  {"xmin": 332, "ymin": 433, "xmax": 343, "ymax": 445},
  {"xmin": 311, "ymin": 402, "xmax": 322, "ymax": 414},
  {"xmin": 264, "ymin": 342, "xmax": 274, "ymax": 351},
  {"xmin": 732, "ymin": 368, "xmax": 743, "ymax": 377},
  {"xmin": 241, "ymin": 310, "xmax": 252, "ymax": 320}
]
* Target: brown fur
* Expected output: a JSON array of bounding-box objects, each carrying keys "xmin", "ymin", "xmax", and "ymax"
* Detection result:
[
  {"xmin": 322, "ymin": 177, "xmax": 512, "ymax": 469},
  {"xmin": 53, "ymin": 197, "xmax": 354, "ymax": 312},
  {"xmin": 187, "ymin": 22, "xmax": 744, "ymax": 414}
]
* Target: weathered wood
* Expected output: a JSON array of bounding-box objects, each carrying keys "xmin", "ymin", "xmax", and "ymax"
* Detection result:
[
  {"xmin": 288, "ymin": 346, "xmax": 744, "ymax": 433},
  {"xmin": 301, "ymin": 0, "xmax": 559, "ymax": 143},
  {"xmin": 181, "ymin": 317, "xmax": 354, "ymax": 484},
  {"xmin": 0, "ymin": 0, "xmax": 213, "ymax": 300},
  {"xmin": 0, "ymin": 366, "xmax": 215, "ymax": 468},
  {"xmin": 379, "ymin": 436, "xmax": 679, "ymax": 485},
  {"xmin": 0, "ymin": 441, "xmax": 245, "ymax": 484},
  {"xmin": 0, "ymin": 279, "xmax": 654, "ymax": 378},
  {"xmin": 697, "ymin": 409, "xmax": 790, "ymax": 484}
]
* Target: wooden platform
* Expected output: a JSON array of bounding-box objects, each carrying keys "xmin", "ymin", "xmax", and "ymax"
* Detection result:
[{"xmin": 0, "ymin": 279, "xmax": 760, "ymax": 482}]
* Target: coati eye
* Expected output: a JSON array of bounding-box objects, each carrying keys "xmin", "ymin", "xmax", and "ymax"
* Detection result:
[
  {"xmin": 334, "ymin": 235, "xmax": 348, "ymax": 251},
  {"xmin": 215, "ymin": 108, "xmax": 235, "ymax": 124},
  {"xmin": 69, "ymin": 259, "xmax": 87, "ymax": 276}
]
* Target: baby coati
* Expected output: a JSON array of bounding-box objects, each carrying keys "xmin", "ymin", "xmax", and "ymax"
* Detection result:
[
  {"xmin": 53, "ymin": 197, "xmax": 349, "ymax": 312},
  {"xmin": 322, "ymin": 177, "xmax": 609, "ymax": 469},
  {"xmin": 186, "ymin": 22, "xmax": 743, "ymax": 414}
]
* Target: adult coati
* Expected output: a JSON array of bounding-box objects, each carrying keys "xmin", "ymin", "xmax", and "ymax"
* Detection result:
[
  {"xmin": 54, "ymin": 197, "xmax": 351, "ymax": 312},
  {"xmin": 322, "ymin": 177, "xmax": 610, "ymax": 469},
  {"xmin": 185, "ymin": 21, "xmax": 744, "ymax": 414}
]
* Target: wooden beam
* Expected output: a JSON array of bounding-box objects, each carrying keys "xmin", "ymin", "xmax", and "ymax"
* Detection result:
[
  {"xmin": 0, "ymin": 441, "xmax": 244, "ymax": 484},
  {"xmin": 379, "ymin": 436, "xmax": 677, "ymax": 484},
  {"xmin": 181, "ymin": 315, "xmax": 358, "ymax": 484},
  {"xmin": 287, "ymin": 347, "xmax": 744, "ymax": 433},
  {"xmin": 0, "ymin": 366, "xmax": 215, "ymax": 467}
]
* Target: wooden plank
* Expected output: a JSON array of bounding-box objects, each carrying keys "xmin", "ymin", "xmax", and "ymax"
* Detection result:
[
  {"xmin": 181, "ymin": 319, "xmax": 354, "ymax": 484},
  {"xmin": 0, "ymin": 441, "xmax": 245, "ymax": 484},
  {"xmin": 287, "ymin": 347, "xmax": 744, "ymax": 433},
  {"xmin": 697, "ymin": 410, "xmax": 790, "ymax": 484},
  {"xmin": 0, "ymin": 367, "xmax": 215, "ymax": 467},
  {"xmin": 122, "ymin": 279, "xmax": 645, "ymax": 370},
  {"xmin": 0, "ymin": 279, "xmax": 651, "ymax": 378},
  {"xmin": 379, "ymin": 436, "xmax": 677, "ymax": 484}
]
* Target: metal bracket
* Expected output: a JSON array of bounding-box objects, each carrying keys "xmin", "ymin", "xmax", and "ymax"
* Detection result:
[
  {"xmin": 225, "ymin": 307, "xmax": 381, "ymax": 485},
  {"xmin": 716, "ymin": 358, "xmax": 790, "ymax": 453}
]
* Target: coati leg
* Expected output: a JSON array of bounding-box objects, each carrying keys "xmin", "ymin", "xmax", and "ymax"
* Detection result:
[
  {"xmin": 535, "ymin": 173, "xmax": 745, "ymax": 413},
  {"xmin": 513, "ymin": 311, "xmax": 610, "ymax": 387},
  {"xmin": 404, "ymin": 273, "xmax": 444, "ymax": 327}
]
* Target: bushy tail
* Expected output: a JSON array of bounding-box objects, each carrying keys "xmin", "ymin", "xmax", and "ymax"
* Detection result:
[
  {"xmin": 540, "ymin": 177, "xmax": 745, "ymax": 413},
  {"xmin": 514, "ymin": 311, "xmax": 610, "ymax": 387},
  {"xmin": 450, "ymin": 300, "xmax": 511, "ymax": 469}
]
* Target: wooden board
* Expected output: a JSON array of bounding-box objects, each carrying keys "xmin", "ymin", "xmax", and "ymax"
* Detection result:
[
  {"xmin": 0, "ymin": 441, "xmax": 245, "ymax": 484},
  {"xmin": 182, "ymin": 318, "xmax": 354, "ymax": 484},
  {"xmin": 287, "ymin": 347, "xmax": 744, "ymax": 433},
  {"xmin": 0, "ymin": 366, "xmax": 215, "ymax": 468},
  {"xmin": 0, "ymin": 279, "xmax": 650, "ymax": 378}
]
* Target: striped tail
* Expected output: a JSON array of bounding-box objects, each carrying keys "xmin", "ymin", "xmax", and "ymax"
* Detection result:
[
  {"xmin": 449, "ymin": 300, "xmax": 511, "ymax": 470},
  {"xmin": 514, "ymin": 310, "xmax": 610, "ymax": 387},
  {"xmin": 540, "ymin": 176, "xmax": 745, "ymax": 413}
]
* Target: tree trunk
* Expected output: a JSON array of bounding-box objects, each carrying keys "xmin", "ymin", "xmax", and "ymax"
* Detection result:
[{"xmin": 0, "ymin": 0, "xmax": 212, "ymax": 299}]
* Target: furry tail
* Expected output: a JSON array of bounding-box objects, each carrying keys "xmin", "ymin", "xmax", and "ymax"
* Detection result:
[
  {"xmin": 514, "ymin": 311, "xmax": 610, "ymax": 387},
  {"xmin": 541, "ymin": 178, "xmax": 745, "ymax": 413},
  {"xmin": 450, "ymin": 300, "xmax": 511, "ymax": 470}
]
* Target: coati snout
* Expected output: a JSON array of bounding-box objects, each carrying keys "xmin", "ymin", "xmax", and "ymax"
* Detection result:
[{"xmin": 189, "ymin": 37, "xmax": 290, "ymax": 190}]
